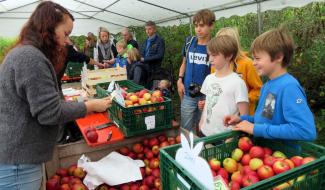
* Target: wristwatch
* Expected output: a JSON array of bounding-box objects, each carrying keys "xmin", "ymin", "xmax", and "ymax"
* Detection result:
[{"xmin": 178, "ymin": 76, "xmax": 184, "ymax": 80}]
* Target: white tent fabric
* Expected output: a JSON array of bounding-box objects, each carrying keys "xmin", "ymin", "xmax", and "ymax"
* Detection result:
[{"xmin": 0, "ymin": 0, "xmax": 322, "ymax": 37}]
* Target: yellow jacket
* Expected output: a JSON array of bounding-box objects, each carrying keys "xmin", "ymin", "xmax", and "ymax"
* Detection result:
[{"xmin": 211, "ymin": 53, "xmax": 262, "ymax": 114}]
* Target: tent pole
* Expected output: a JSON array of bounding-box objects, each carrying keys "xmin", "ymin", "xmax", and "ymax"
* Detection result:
[{"xmin": 257, "ymin": 0, "xmax": 263, "ymax": 34}]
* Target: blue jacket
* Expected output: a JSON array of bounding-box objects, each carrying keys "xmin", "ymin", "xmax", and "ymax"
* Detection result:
[
  {"xmin": 140, "ymin": 34, "xmax": 165, "ymax": 70},
  {"xmin": 240, "ymin": 73, "xmax": 316, "ymax": 142},
  {"xmin": 112, "ymin": 55, "xmax": 128, "ymax": 68}
]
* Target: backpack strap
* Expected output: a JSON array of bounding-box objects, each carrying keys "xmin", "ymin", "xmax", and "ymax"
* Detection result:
[{"xmin": 185, "ymin": 36, "xmax": 196, "ymax": 61}]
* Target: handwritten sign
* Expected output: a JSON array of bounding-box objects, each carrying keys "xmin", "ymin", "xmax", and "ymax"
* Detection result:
[{"xmin": 145, "ymin": 115, "xmax": 155, "ymax": 130}]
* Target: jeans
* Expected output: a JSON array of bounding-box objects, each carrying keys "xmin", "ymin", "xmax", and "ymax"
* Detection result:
[
  {"xmin": 0, "ymin": 164, "xmax": 42, "ymax": 190},
  {"xmin": 181, "ymin": 95, "xmax": 204, "ymax": 132}
]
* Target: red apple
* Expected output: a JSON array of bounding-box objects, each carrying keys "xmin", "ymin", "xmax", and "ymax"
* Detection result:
[
  {"xmin": 241, "ymin": 165, "xmax": 255, "ymax": 176},
  {"xmin": 140, "ymin": 167, "xmax": 145, "ymax": 178},
  {"xmin": 158, "ymin": 135, "xmax": 167, "ymax": 143},
  {"xmin": 84, "ymin": 127, "xmax": 96, "ymax": 134},
  {"xmin": 152, "ymin": 145, "xmax": 160, "ymax": 155},
  {"xmin": 97, "ymin": 184, "xmax": 110, "ymax": 190},
  {"xmin": 69, "ymin": 177, "xmax": 82, "ymax": 187},
  {"xmin": 145, "ymin": 166, "xmax": 152, "ymax": 176},
  {"xmin": 273, "ymin": 160, "xmax": 290, "ymax": 174},
  {"xmin": 130, "ymin": 182, "xmax": 140, "ymax": 190},
  {"xmin": 139, "ymin": 89, "xmax": 148, "ymax": 98},
  {"xmin": 217, "ymin": 168, "xmax": 229, "ymax": 180},
  {"xmin": 120, "ymin": 184, "xmax": 130, "ymax": 190},
  {"xmin": 86, "ymin": 130, "xmax": 98, "ymax": 143},
  {"xmin": 223, "ymin": 158, "xmax": 238, "ymax": 173},
  {"xmin": 137, "ymin": 153, "xmax": 144, "ymax": 160},
  {"xmin": 301, "ymin": 157, "xmax": 315, "ymax": 165},
  {"xmin": 290, "ymin": 156, "xmax": 303, "ymax": 167},
  {"xmin": 272, "ymin": 151, "xmax": 287, "ymax": 159},
  {"xmin": 257, "ymin": 165, "xmax": 274, "ymax": 180},
  {"xmin": 263, "ymin": 147, "xmax": 273, "ymax": 156},
  {"xmin": 249, "ymin": 146, "xmax": 265, "ymax": 159},
  {"xmin": 232, "ymin": 148, "xmax": 244, "ymax": 161},
  {"xmin": 149, "ymin": 138, "xmax": 159, "ymax": 147},
  {"xmin": 56, "ymin": 168, "xmax": 69, "ymax": 177},
  {"xmin": 231, "ymin": 171, "xmax": 243, "ymax": 185},
  {"xmin": 152, "ymin": 168, "xmax": 160, "ymax": 178},
  {"xmin": 119, "ymin": 147, "xmax": 130, "ymax": 156},
  {"xmin": 129, "ymin": 95, "xmax": 139, "ymax": 103},
  {"xmin": 71, "ymin": 183, "xmax": 87, "ymax": 190},
  {"xmin": 132, "ymin": 143, "xmax": 144, "ymax": 154},
  {"xmin": 229, "ymin": 181, "xmax": 241, "ymax": 190},
  {"xmin": 284, "ymin": 159, "xmax": 295, "ymax": 169},
  {"xmin": 154, "ymin": 178, "xmax": 161, "ymax": 189},
  {"xmin": 144, "ymin": 176, "xmax": 155, "ymax": 187},
  {"xmin": 149, "ymin": 158, "xmax": 160, "ymax": 169},
  {"xmin": 264, "ymin": 156, "xmax": 277, "ymax": 167},
  {"xmin": 60, "ymin": 176, "xmax": 70, "ymax": 184},
  {"xmin": 145, "ymin": 150, "xmax": 154, "ymax": 159},
  {"xmin": 160, "ymin": 141, "xmax": 170, "ymax": 148},
  {"xmin": 152, "ymin": 90, "xmax": 162, "ymax": 98},
  {"xmin": 60, "ymin": 184, "xmax": 71, "ymax": 190},
  {"xmin": 242, "ymin": 174, "xmax": 259, "ymax": 187},
  {"xmin": 249, "ymin": 158, "xmax": 263, "ymax": 170},
  {"xmin": 46, "ymin": 178, "xmax": 60, "ymax": 190},
  {"xmin": 241, "ymin": 154, "xmax": 251, "ymax": 166},
  {"xmin": 73, "ymin": 167, "xmax": 86, "ymax": 179},
  {"xmin": 128, "ymin": 152, "xmax": 137, "ymax": 159},
  {"xmin": 208, "ymin": 158, "xmax": 221, "ymax": 171},
  {"xmin": 68, "ymin": 164, "xmax": 77, "ymax": 176},
  {"xmin": 139, "ymin": 185, "xmax": 149, "ymax": 190},
  {"xmin": 238, "ymin": 137, "xmax": 253, "ymax": 152}
]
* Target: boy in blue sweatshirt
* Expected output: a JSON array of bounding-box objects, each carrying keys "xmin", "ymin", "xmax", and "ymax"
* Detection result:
[{"xmin": 224, "ymin": 27, "xmax": 316, "ymax": 142}]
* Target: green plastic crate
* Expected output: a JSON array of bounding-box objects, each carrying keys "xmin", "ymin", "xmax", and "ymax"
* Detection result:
[
  {"xmin": 65, "ymin": 62, "xmax": 94, "ymax": 78},
  {"xmin": 109, "ymin": 96, "xmax": 173, "ymax": 137},
  {"xmin": 160, "ymin": 131, "xmax": 325, "ymax": 190},
  {"xmin": 96, "ymin": 80, "xmax": 145, "ymax": 98}
]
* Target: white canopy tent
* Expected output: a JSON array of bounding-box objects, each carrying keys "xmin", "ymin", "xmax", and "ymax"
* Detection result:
[{"xmin": 0, "ymin": 0, "xmax": 321, "ymax": 37}]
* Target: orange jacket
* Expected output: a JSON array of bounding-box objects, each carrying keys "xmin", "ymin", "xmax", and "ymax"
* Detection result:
[{"xmin": 211, "ymin": 53, "xmax": 262, "ymax": 114}]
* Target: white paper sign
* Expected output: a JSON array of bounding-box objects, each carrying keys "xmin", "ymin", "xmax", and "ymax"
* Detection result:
[
  {"xmin": 175, "ymin": 133, "xmax": 214, "ymax": 190},
  {"xmin": 145, "ymin": 115, "xmax": 155, "ymax": 130},
  {"xmin": 112, "ymin": 83, "xmax": 125, "ymax": 106},
  {"xmin": 107, "ymin": 81, "xmax": 115, "ymax": 93}
]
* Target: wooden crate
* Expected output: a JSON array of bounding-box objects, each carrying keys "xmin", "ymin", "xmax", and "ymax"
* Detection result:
[
  {"xmin": 44, "ymin": 127, "xmax": 180, "ymax": 179},
  {"xmin": 81, "ymin": 67, "xmax": 127, "ymax": 96}
]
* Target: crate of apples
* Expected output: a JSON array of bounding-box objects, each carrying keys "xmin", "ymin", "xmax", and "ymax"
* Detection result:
[
  {"xmin": 124, "ymin": 89, "xmax": 165, "ymax": 108},
  {"xmin": 208, "ymin": 136, "xmax": 317, "ymax": 190}
]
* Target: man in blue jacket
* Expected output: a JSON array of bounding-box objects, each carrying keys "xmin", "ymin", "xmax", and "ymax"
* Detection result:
[{"xmin": 140, "ymin": 21, "xmax": 165, "ymax": 88}]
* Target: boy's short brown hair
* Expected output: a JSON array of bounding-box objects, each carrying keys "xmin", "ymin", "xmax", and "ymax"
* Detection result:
[
  {"xmin": 127, "ymin": 48, "xmax": 140, "ymax": 62},
  {"xmin": 250, "ymin": 26, "xmax": 294, "ymax": 67},
  {"xmin": 193, "ymin": 9, "xmax": 215, "ymax": 26},
  {"xmin": 207, "ymin": 35, "xmax": 238, "ymax": 63}
]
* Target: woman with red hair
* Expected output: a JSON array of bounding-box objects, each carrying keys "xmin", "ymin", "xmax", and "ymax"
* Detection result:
[{"xmin": 0, "ymin": 2, "xmax": 111, "ymax": 189}]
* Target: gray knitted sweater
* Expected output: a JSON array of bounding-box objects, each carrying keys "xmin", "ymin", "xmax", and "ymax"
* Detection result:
[{"xmin": 0, "ymin": 45, "xmax": 87, "ymax": 164}]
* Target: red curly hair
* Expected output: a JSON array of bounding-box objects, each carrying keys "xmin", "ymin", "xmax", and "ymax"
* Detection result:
[{"xmin": 15, "ymin": 1, "xmax": 74, "ymax": 73}]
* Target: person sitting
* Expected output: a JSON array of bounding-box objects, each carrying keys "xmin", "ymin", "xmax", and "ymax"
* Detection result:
[{"xmin": 127, "ymin": 48, "xmax": 149, "ymax": 86}]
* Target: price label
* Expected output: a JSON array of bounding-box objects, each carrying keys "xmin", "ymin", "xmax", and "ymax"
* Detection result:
[
  {"xmin": 145, "ymin": 115, "xmax": 155, "ymax": 130},
  {"xmin": 213, "ymin": 175, "xmax": 229, "ymax": 190}
]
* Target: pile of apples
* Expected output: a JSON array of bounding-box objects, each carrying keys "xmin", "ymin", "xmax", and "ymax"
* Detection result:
[
  {"xmin": 123, "ymin": 89, "xmax": 164, "ymax": 107},
  {"xmin": 47, "ymin": 134, "xmax": 181, "ymax": 190},
  {"xmin": 46, "ymin": 164, "xmax": 87, "ymax": 190},
  {"xmin": 208, "ymin": 137, "xmax": 316, "ymax": 190},
  {"xmin": 94, "ymin": 134, "xmax": 180, "ymax": 190}
]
